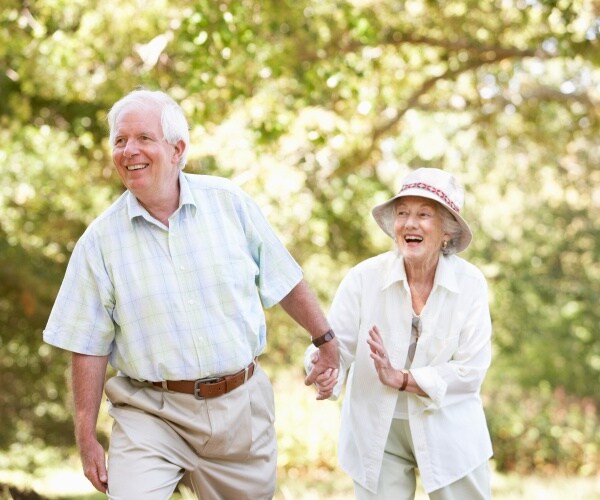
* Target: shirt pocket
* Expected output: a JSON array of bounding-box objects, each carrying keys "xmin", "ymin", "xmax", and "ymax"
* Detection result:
[{"xmin": 428, "ymin": 330, "xmax": 461, "ymax": 364}]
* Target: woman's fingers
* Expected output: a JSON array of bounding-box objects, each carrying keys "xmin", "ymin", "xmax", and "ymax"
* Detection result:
[
  {"xmin": 367, "ymin": 325, "xmax": 389, "ymax": 361},
  {"xmin": 314, "ymin": 367, "xmax": 338, "ymax": 398}
]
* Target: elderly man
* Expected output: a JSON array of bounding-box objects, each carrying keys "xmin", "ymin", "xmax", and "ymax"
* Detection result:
[{"xmin": 44, "ymin": 89, "xmax": 339, "ymax": 499}]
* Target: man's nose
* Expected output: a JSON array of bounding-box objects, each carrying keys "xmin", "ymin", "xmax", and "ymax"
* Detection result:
[{"xmin": 122, "ymin": 140, "xmax": 139, "ymax": 158}]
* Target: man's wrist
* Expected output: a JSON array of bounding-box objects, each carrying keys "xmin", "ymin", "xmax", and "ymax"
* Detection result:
[{"xmin": 312, "ymin": 329, "xmax": 335, "ymax": 348}]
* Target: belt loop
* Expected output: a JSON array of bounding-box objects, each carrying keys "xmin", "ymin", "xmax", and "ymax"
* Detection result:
[
  {"xmin": 244, "ymin": 363, "xmax": 250, "ymax": 383},
  {"xmin": 161, "ymin": 381, "xmax": 168, "ymax": 390}
]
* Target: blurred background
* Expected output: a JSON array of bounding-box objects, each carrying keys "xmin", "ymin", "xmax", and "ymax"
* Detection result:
[{"xmin": 0, "ymin": 0, "xmax": 598, "ymax": 498}]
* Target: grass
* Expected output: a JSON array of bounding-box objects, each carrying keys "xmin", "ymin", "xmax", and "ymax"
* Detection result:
[
  {"xmin": 278, "ymin": 468, "xmax": 600, "ymax": 500},
  {"xmin": 2, "ymin": 465, "xmax": 599, "ymax": 499}
]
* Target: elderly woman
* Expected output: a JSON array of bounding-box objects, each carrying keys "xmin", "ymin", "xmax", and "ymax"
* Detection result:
[{"xmin": 307, "ymin": 168, "xmax": 493, "ymax": 499}]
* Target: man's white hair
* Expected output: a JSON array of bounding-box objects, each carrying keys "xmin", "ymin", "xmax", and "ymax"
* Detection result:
[{"xmin": 107, "ymin": 89, "xmax": 190, "ymax": 170}]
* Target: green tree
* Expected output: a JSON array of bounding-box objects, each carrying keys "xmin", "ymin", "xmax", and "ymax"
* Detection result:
[{"xmin": 1, "ymin": 0, "xmax": 598, "ymax": 474}]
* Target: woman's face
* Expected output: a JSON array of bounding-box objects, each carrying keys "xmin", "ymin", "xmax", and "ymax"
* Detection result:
[{"xmin": 393, "ymin": 196, "xmax": 446, "ymax": 264}]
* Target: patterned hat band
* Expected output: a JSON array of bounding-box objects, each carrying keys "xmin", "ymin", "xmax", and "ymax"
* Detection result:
[{"xmin": 400, "ymin": 182, "xmax": 460, "ymax": 213}]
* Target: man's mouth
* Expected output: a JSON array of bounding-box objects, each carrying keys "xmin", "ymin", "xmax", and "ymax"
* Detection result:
[{"xmin": 126, "ymin": 163, "xmax": 148, "ymax": 171}]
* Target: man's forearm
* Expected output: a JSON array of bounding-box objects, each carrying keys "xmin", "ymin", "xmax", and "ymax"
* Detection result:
[
  {"xmin": 279, "ymin": 279, "xmax": 330, "ymax": 338},
  {"xmin": 280, "ymin": 279, "xmax": 340, "ymax": 397},
  {"xmin": 72, "ymin": 353, "xmax": 109, "ymax": 444}
]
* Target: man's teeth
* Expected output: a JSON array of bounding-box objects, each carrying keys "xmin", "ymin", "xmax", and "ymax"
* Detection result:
[{"xmin": 127, "ymin": 164, "xmax": 147, "ymax": 171}]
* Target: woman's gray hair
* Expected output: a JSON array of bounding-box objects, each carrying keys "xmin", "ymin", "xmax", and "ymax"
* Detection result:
[
  {"xmin": 107, "ymin": 89, "xmax": 190, "ymax": 170},
  {"xmin": 439, "ymin": 207, "xmax": 462, "ymax": 255}
]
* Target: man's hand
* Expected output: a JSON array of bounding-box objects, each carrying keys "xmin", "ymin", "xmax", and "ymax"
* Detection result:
[
  {"xmin": 277, "ymin": 280, "xmax": 340, "ymax": 399},
  {"xmin": 71, "ymin": 353, "xmax": 109, "ymax": 493},
  {"xmin": 78, "ymin": 436, "xmax": 108, "ymax": 493},
  {"xmin": 305, "ymin": 339, "xmax": 340, "ymax": 400}
]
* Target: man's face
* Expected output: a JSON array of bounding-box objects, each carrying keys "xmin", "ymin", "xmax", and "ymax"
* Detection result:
[{"xmin": 111, "ymin": 104, "xmax": 182, "ymax": 198}]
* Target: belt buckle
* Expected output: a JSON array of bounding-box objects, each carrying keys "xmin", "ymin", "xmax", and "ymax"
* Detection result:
[
  {"xmin": 244, "ymin": 362, "xmax": 254, "ymax": 383},
  {"xmin": 193, "ymin": 377, "xmax": 221, "ymax": 400}
]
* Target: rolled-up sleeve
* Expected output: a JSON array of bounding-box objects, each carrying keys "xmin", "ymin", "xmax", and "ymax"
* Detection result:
[
  {"xmin": 304, "ymin": 267, "xmax": 363, "ymax": 400},
  {"xmin": 411, "ymin": 278, "xmax": 492, "ymax": 411}
]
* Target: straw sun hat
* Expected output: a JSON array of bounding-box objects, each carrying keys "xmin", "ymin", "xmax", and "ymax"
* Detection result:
[{"xmin": 371, "ymin": 168, "xmax": 473, "ymax": 253}]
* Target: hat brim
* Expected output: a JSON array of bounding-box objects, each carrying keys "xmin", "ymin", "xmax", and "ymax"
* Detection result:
[{"xmin": 371, "ymin": 189, "xmax": 473, "ymax": 253}]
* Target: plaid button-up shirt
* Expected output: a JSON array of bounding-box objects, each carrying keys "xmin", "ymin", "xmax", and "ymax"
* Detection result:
[{"xmin": 44, "ymin": 172, "xmax": 302, "ymax": 381}]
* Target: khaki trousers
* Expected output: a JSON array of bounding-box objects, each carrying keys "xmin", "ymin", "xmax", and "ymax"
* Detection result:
[
  {"xmin": 354, "ymin": 418, "xmax": 492, "ymax": 500},
  {"xmin": 104, "ymin": 364, "xmax": 276, "ymax": 500}
]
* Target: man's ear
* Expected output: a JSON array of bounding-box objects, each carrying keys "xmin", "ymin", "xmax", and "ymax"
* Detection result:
[{"xmin": 172, "ymin": 139, "xmax": 186, "ymax": 164}]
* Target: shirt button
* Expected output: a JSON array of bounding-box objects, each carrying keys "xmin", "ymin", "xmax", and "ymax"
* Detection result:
[
  {"xmin": 188, "ymin": 299, "xmax": 195, "ymax": 305},
  {"xmin": 179, "ymin": 265, "xmax": 185, "ymax": 271}
]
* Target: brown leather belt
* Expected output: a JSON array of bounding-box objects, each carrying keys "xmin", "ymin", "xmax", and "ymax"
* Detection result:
[{"xmin": 152, "ymin": 361, "xmax": 256, "ymax": 399}]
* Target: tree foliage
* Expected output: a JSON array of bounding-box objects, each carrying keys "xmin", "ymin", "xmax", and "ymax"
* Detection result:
[{"xmin": 1, "ymin": 0, "xmax": 598, "ymax": 473}]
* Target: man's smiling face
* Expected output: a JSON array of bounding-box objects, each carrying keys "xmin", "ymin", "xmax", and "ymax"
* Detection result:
[{"xmin": 111, "ymin": 104, "xmax": 181, "ymax": 198}]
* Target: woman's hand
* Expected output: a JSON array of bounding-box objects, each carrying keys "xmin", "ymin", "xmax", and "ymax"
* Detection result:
[
  {"xmin": 309, "ymin": 351, "xmax": 339, "ymax": 399},
  {"xmin": 367, "ymin": 325, "xmax": 401, "ymax": 389}
]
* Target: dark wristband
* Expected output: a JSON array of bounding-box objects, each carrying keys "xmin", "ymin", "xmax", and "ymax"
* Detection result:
[
  {"xmin": 312, "ymin": 329, "xmax": 335, "ymax": 347},
  {"xmin": 399, "ymin": 370, "xmax": 409, "ymax": 391}
]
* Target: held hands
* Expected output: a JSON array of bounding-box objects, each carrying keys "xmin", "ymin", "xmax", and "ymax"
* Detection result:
[
  {"xmin": 78, "ymin": 437, "xmax": 108, "ymax": 493},
  {"xmin": 367, "ymin": 325, "xmax": 401, "ymax": 389},
  {"xmin": 305, "ymin": 339, "xmax": 340, "ymax": 400}
]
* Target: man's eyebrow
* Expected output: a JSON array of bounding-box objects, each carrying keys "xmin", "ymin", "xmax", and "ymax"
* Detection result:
[{"xmin": 114, "ymin": 130, "xmax": 159, "ymax": 138}]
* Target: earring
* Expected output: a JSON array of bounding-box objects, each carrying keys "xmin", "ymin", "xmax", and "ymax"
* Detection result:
[{"xmin": 442, "ymin": 240, "xmax": 448, "ymax": 250}]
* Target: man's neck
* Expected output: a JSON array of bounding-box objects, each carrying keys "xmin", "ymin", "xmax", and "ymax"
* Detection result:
[{"xmin": 135, "ymin": 183, "xmax": 180, "ymax": 227}]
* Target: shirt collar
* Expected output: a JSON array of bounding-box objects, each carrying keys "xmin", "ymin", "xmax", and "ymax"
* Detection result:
[
  {"xmin": 381, "ymin": 252, "xmax": 408, "ymax": 290},
  {"xmin": 177, "ymin": 172, "xmax": 197, "ymax": 212},
  {"xmin": 433, "ymin": 254, "xmax": 460, "ymax": 293},
  {"xmin": 381, "ymin": 252, "xmax": 459, "ymax": 294},
  {"xmin": 126, "ymin": 171, "xmax": 197, "ymax": 221}
]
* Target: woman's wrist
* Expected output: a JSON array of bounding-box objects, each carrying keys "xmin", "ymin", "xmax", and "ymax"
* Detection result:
[{"xmin": 398, "ymin": 370, "xmax": 409, "ymax": 391}]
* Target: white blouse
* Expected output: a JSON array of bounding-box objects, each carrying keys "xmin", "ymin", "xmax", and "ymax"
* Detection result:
[{"xmin": 306, "ymin": 251, "xmax": 493, "ymax": 493}]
